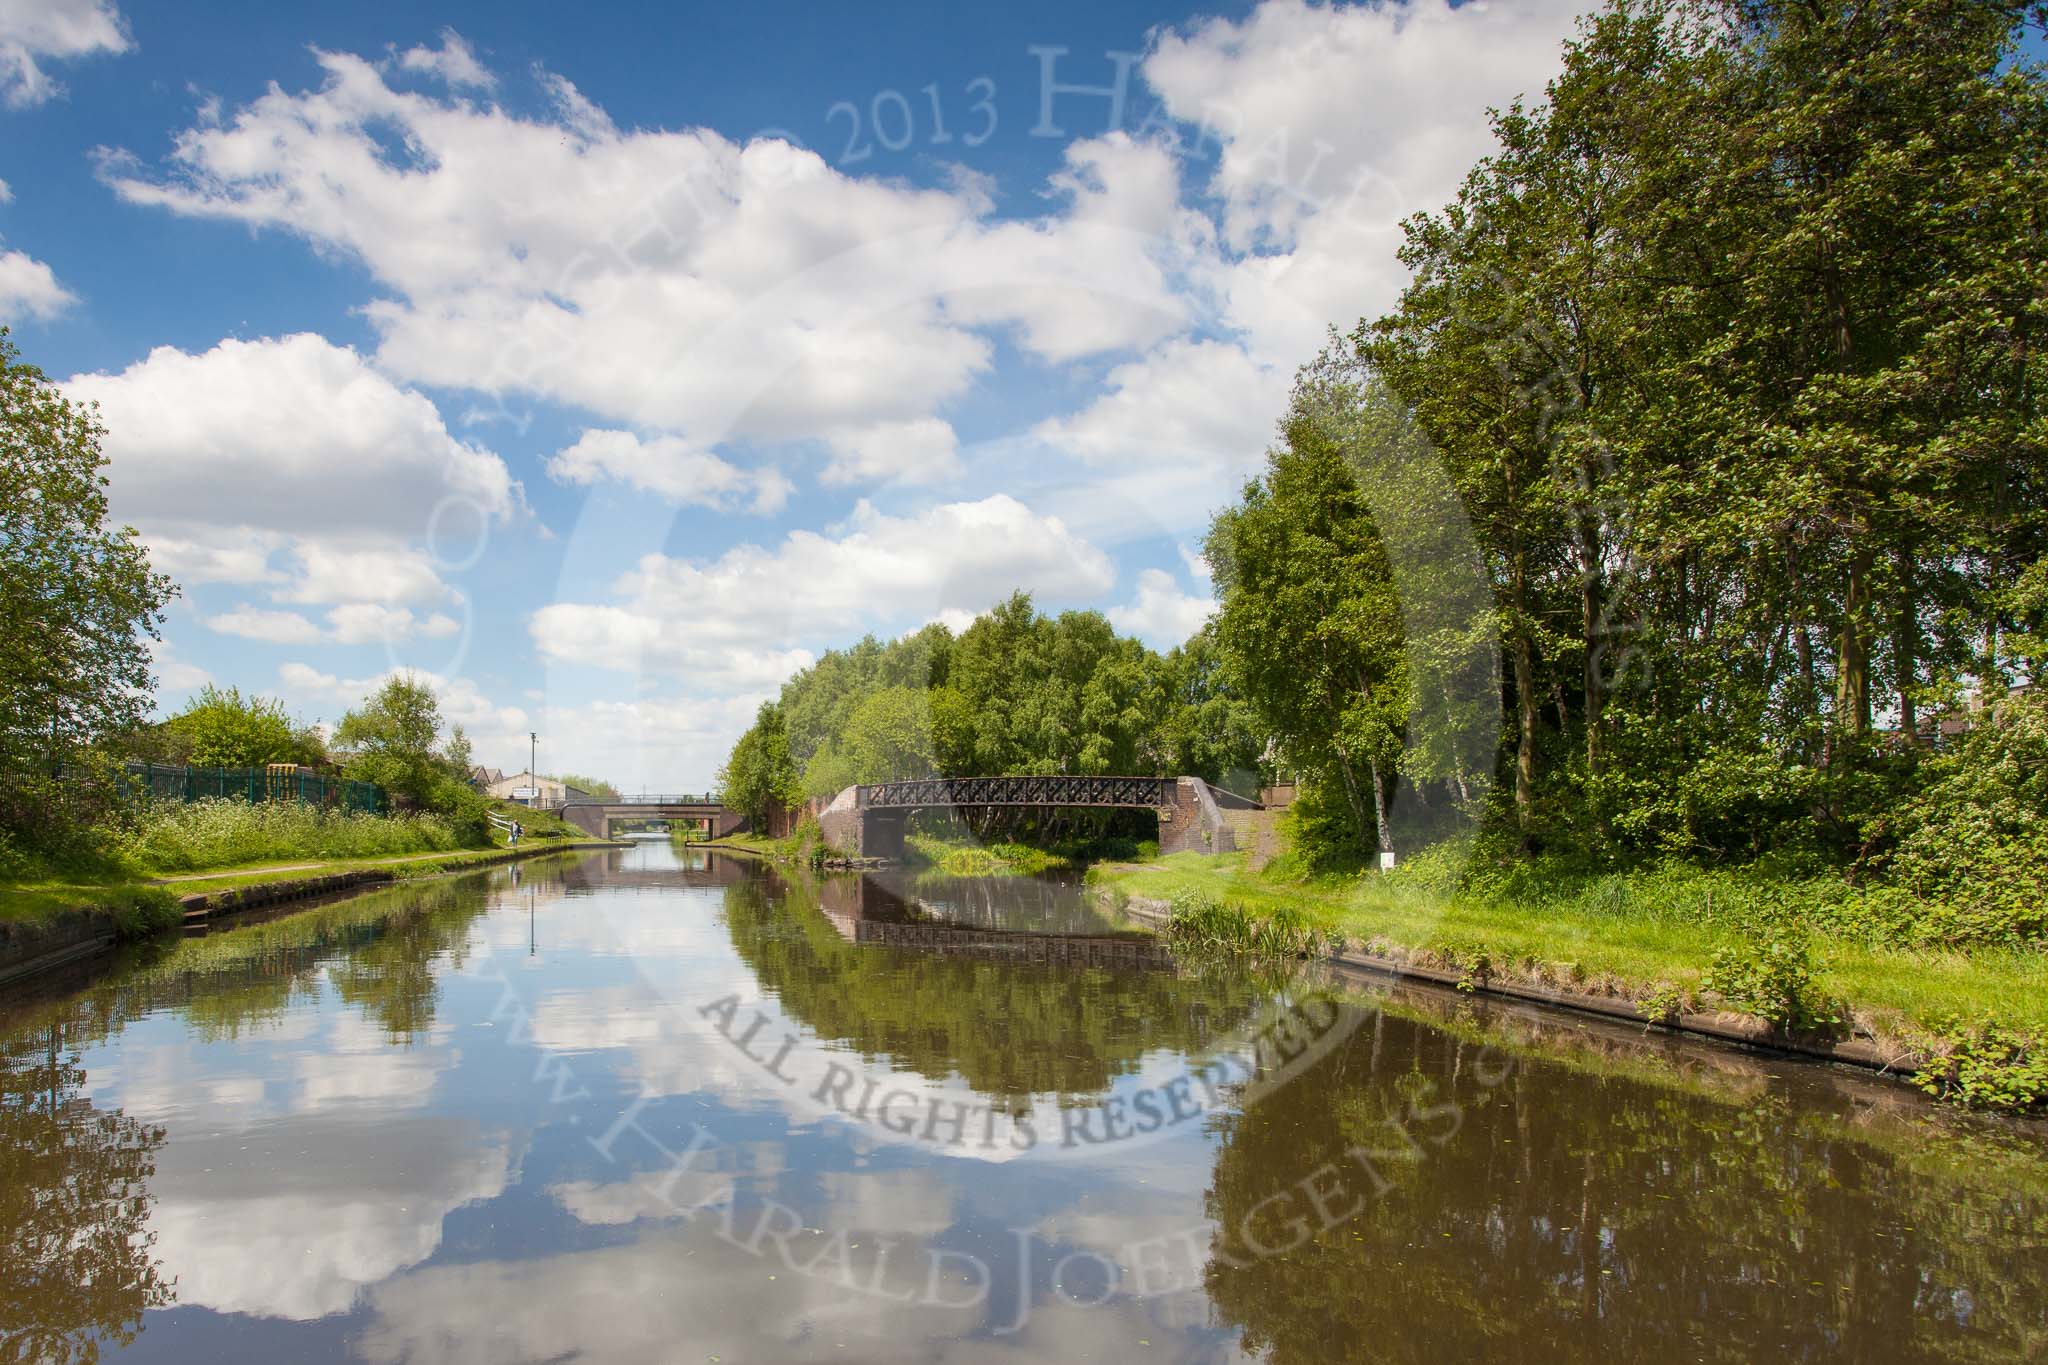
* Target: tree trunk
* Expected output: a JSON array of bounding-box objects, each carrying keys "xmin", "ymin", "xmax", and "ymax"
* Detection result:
[
  {"xmin": 1510, "ymin": 557, "xmax": 1538, "ymax": 839},
  {"xmin": 1835, "ymin": 544, "xmax": 1872, "ymax": 741},
  {"xmin": 1796, "ymin": 626, "xmax": 1816, "ymax": 726},
  {"xmin": 1514, "ymin": 631, "xmax": 1538, "ymax": 839},
  {"xmin": 1578, "ymin": 513, "xmax": 1603, "ymax": 777},
  {"xmin": 1366, "ymin": 754, "xmax": 1394, "ymax": 863},
  {"xmin": 1893, "ymin": 547, "xmax": 1918, "ymax": 744},
  {"xmin": 1333, "ymin": 748, "xmax": 1375, "ymax": 854}
]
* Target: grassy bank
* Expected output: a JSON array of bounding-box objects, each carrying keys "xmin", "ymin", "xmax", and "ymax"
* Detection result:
[
  {"xmin": 155, "ymin": 841, "xmax": 602, "ymax": 896},
  {"xmin": 485, "ymin": 799, "xmax": 589, "ymax": 843},
  {"xmin": 121, "ymin": 798, "xmax": 469, "ymax": 872},
  {"xmin": 1090, "ymin": 849, "xmax": 2048, "ymax": 1112},
  {"xmin": 902, "ymin": 830, "xmax": 1070, "ymax": 876},
  {"xmin": 708, "ymin": 821, "xmax": 1151, "ymax": 877},
  {"xmin": 707, "ymin": 817, "xmax": 843, "ymax": 867},
  {"xmin": 0, "ymin": 842, "xmax": 615, "ymax": 969},
  {"xmin": 698, "ymin": 830, "xmax": 780, "ymax": 856},
  {"xmin": 0, "ymin": 798, "xmax": 611, "ymax": 930}
]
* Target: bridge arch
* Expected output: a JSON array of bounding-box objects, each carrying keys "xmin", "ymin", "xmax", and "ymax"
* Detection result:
[{"xmin": 816, "ymin": 775, "xmax": 1246, "ymax": 860}]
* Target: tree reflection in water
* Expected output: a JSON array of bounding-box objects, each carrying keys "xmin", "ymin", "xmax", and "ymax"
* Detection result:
[
  {"xmin": 0, "ymin": 872, "xmax": 500, "ymax": 1361},
  {"xmin": 722, "ymin": 870, "xmax": 1273, "ymax": 1105},
  {"xmin": 1202, "ymin": 1001, "xmax": 2048, "ymax": 1363},
  {"xmin": 0, "ymin": 1022, "xmax": 172, "ymax": 1365}
]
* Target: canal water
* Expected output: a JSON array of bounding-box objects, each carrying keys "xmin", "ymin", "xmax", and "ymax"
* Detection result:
[{"xmin": 2, "ymin": 841, "xmax": 2045, "ymax": 1362}]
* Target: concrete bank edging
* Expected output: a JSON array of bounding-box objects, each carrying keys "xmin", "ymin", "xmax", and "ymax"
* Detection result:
[
  {"xmin": 1111, "ymin": 894, "xmax": 1924, "ymax": 1081},
  {"xmin": 0, "ymin": 913, "xmax": 119, "ymax": 992},
  {"xmin": 0, "ymin": 840, "xmax": 619, "ymax": 990}
]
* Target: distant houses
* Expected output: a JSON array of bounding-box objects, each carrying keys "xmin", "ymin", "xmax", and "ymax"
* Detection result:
[
  {"xmin": 1884, "ymin": 682, "xmax": 2038, "ymax": 750},
  {"xmin": 477, "ymin": 769, "xmax": 591, "ymax": 808}
]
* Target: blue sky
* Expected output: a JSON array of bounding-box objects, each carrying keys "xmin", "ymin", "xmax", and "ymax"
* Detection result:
[{"xmin": 2, "ymin": 0, "xmax": 1593, "ymax": 788}]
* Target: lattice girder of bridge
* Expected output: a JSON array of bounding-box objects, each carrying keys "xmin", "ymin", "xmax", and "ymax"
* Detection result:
[
  {"xmin": 859, "ymin": 775, "xmax": 1177, "ymax": 811},
  {"xmin": 823, "ymin": 775, "xmax": 1229, "ymax": 859}
]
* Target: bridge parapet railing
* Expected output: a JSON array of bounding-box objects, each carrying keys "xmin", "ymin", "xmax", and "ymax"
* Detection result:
[{"xmin": 858, "ymin": 776, "xmax": 1178, "ymax": 810}]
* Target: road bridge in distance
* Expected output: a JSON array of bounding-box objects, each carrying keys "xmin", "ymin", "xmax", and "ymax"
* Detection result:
[
  {"xmin": 817, "ymin": 774, "xmax": 1252, "ymax": 860},
  {"xmin": 555, "ymin": 794, "xmax": 747, "ymax": 840}
]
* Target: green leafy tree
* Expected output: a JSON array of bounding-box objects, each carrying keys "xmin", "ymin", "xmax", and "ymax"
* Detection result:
[
  {"xmin": 719, "ymin": 702, "xmax": 801, "ymax": 824},
  {"xmin": 747, "ymin": 591, "xmax": 1255, "ymax": 803},
  {"xmin": 0, "ymin": 330, "xmax": 176, "ymax": 849},
  {"xmin": 441, "ymin": 725, "xmax": 473, "ymax": 779},
  {"xmin": 334, "ymin": 675, "xmax": 461, "ymax": 815},
  {"xmin": 1867, "ymin": 689, "xmax": 2048, "ymax": 947},
  {"xmin": 1352, "ymin": 0, "xmax": 2047, "ymax": 863},
  {"xmin": 842, "ymin": 686, "xmax": 938, "ymax": 783},
  {"xmin": 1156, "ymin": 627, "xmax": 1266, "ymax": 791},
  {"xmin": 946, "ymin": 592, "xmax": 1041, "ymax": 774},
  {"xmin": 2004, "ymin": 555, "xmax": 2048, "ymax": 686},
  {"xmin": 800, "ymin": 739, "xmax": 860, "ymax": 801},
  {"xmin": 164, "ymin": 685, "xmax": 308, "ymax": 769},
  {"xmin": 1207, "ymin": 365, "xmax": 1414, "ymax": 863}
]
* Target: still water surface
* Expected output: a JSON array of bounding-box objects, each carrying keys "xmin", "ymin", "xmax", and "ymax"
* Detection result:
[{"xmin": 3, "ymin": 840, "xmax": 2046, "ymax": 1362}]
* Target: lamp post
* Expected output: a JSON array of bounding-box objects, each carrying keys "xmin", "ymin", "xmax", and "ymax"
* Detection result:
[{"xmin": 529, "ymin": 731, "xmax": 538, "ymax": 807}]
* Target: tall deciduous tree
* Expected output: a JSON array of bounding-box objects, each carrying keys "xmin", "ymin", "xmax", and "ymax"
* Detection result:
[
  {"xmin": 742, "ymin": 591, "xmax": 1260, "ymax": 799},
  {"xmin": 1357, "ymin": 0, "xmax": 2047, "ymax": 860},
  {"xmin": 0, "ymin": 330, "xmax": 175, "ymax": 803},
  {"xmin": 719, "ymin": 701, "xmax": 801, "ymax": 825},
  {"xmin": 1207, "ymin": 367, "xmax": 1413, "ymax": 861},
  {"xmin": 334, "ymin": 675, "xmax": 451, "ymax": 810}
]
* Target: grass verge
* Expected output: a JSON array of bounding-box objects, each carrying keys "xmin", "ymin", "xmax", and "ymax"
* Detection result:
[
  {"xmin": 484, "ymin": 799, "xmax": 589, "ymax": 843},
  {"xmin": 698, "ymin": 817, "xmax": 849, "ymax": 868},
  {"xmin": 0, "ymin": 841, "xmax": 610, "ymax": 929},
  {"xmin": 902, "ymin": 831, "xmax": 1070, "ymax": 877},
  {"xmin": 1089, "ymin": 851, "xmax": 2048, "ymax": 1113}
]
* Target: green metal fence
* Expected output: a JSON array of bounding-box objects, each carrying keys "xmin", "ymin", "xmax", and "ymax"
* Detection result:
[{"xmin": 123, "ymin": 762, "xmax": 385, "ymax": 814}]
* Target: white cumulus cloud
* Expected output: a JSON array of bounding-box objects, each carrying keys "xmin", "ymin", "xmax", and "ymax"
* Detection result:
[
  {"xmin": 201, "ymin": 606, "xmax": 324, "ymax": 645},
  {"xmin": 1014, "ymin": 0, "xmax": 1586, "ymax": 538},
  {"xmin": 326, "ymin": 602, "xmax": 461, "ymax": 644},
  {"xmin": 547, "ymin": 429, "xmax": 792, "ymax": 512},
  {"xmin": 1107, "ymin": 567, "xmax": 1214, "ymax": 648},
  {"xmin": 98, "ymin": 52, "xmax": 1200, "ymax": 491},
  {"xmin": 395, "ymin": 28, "xmax": 494, "ymax": 90},
  {"xmin": 0, "ymin": 245, "xmax": 77, "ymax": 320},
  {"xmin": 531, "ymin": 494, "xmax": 1116, "ymax": 682},
  {"xmin": 67, "ymin": 333, "xmax": 520, "ymax": 605},
  {"xmin": 277, "ymin": 662, "xmax": 528, "ymax": 748},
  {"xmin": 820, "ymin": 417, "xmax": 961, "ymax": 487},
  {"xmin": 0, "ymin": 0, "xmax": 130, "ymax": 108}
]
